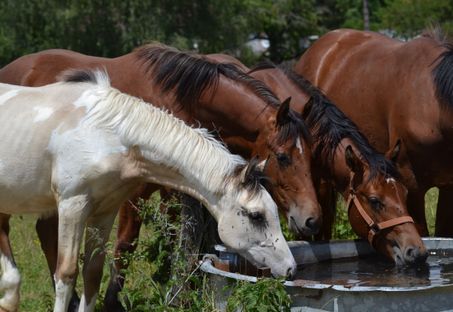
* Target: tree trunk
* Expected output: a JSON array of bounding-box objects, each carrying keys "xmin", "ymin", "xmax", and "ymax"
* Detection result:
[{"xmin": 363, "ymin": 0, "xmax": 370, "ymax": 31}]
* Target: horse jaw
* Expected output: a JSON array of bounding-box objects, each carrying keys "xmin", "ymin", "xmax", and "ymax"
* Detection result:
[{"xmin": 216, "ymin": 187, "xmax": 296, "ymax": 278}]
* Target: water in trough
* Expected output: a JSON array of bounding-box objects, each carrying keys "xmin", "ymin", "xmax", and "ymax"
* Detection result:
[{"xmin": 296, "ymin": 249, "xmax": 453, "ymax": 288}]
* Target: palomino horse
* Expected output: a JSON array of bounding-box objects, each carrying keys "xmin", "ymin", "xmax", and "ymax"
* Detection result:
[
  {"xmin": 295, "ymin": 28, "xmax": 453, "ymax": 237},
  {"xmin": 0, "ymin": 45, "xmax": 318, "ymax": 311},
  {"xmin": 0, "ymin": 70, "xmax": 296, "ymax": 312},
  {"xmin": 208, "ymin": 54, "xmax": 427, "ymax": 265}
]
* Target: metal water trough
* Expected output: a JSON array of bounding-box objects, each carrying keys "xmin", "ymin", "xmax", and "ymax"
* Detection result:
[{"xmin": 200, "ymin": 238, "xmax": 453, "ymax": 312}]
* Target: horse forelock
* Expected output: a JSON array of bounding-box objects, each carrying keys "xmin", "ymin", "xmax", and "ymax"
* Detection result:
[
  {"xmin": 276, "ymin": 109, "xmax": 312, "ymax": 147},
  {"xmin": 232, "ymin": 159, "xmax": 271, "ymax": 196},
  {"xmin": 275, "ymin": 64, "xmax": 398, "ymax": 179},
  {"xmin": 134, "ymin": 44, "xmax": 281, "ymax": 110}
]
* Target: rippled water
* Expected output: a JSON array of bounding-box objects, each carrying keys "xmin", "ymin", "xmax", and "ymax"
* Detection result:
[{"xmin": 296, "ymin": 250, "xmax": 453, "ymax": 287}]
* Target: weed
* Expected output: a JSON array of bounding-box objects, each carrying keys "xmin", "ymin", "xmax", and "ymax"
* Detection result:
[{"xmin": 226, "ymin": 278, "xmax": 291, "ymax": 312}]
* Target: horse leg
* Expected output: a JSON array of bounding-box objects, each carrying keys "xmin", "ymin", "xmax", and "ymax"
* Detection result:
[
  {"xmin": 435, "ymin": 185, "xmax": 453, "ymax": 237},
  {"xmin": 79, "ymin": 212, "xmax": 117, "ymax": 312},
  {"xmin": 407, "ymin": 190, "xmax": 429, "ymax": 236},
  {"xmin": 36, "ymin": 215, "xmax": 80, "ymax": 312},
  {"xmin": 314, "ymin": 180, "xmax": 336, "ymax": 240},
  {"xmin": 103, "ymin": 184, "xmax": 158, "ymax": 312},
  {"xmin": 54, "ymin": 195, "xmax": 90, "ymax": 312},
  {"xmin": 0, "ymin": 214, "xmax": 20, "ymax": 312}
]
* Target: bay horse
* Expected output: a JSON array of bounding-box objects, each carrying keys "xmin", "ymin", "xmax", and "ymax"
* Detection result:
[
  {"xmin": 0, "ymin": 45, "xmax": 318, "ymax": 311},
  {"xmin": 0, "ymin": 70, "xmax": 296, "ymax": 312},
  {"xmin": 295, "ymin": 28, "xmax": 453, "ymax": 237},
  {"xmin": 208, "ymin": 53, "xmax": 427, "ymax": 265}
]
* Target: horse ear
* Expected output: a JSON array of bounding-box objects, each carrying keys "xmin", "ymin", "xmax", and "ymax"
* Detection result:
[
  {"xmin": 301, "ymin": 96, "xmax": 314, "ymax": 119},
  {"xmin": 276, "ymin": 97, "xmax": 292, "ymax": 126},
  {"xmin": 242, "ymin": 157, "xmax": 259, "ymax": 182},
  {"xmin": 345, "ymin": 145, "xmax": 364, "ymax": 175},
  {"xmin": 345, "ymin": 145, "xmax": 364, "ymax": 189},
  {"xmin": 386, "ymin": 139, "xmax": 402, "ymax": 163},
  {"xmin": 256, "ymin": 158, "xmax": 268, "ymax": 172}
]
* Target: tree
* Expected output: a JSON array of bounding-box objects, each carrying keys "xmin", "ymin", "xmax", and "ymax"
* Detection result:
[{"xmin": 376, "ymin": 0, "xmax": 453, "ymax": 39}]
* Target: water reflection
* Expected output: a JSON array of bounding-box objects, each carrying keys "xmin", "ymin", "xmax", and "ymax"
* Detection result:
[{"xmin": 296, "ymin": 251, "xmax": 453, "ymax": 287}]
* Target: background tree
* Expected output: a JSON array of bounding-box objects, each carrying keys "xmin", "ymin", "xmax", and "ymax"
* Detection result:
[
  {"xmin": 376, "ymin": 0, "xmax": 453, "ymax": 39},
  {"xmin": 1, "ymin": 0, "xmax": 453, "ymax": 66}
]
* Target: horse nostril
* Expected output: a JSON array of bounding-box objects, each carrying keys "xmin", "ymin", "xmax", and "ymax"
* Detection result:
[
  {"xmin": 405, "ymin": 246, "xmax": 428, "ymax": 264},
  {"xmin": 405, "ymin": 247, "xmax": 415, "ymax": 260},
  {"xmin": 305, "ymin": 217, "xmax": 320, "ymax": 232}
]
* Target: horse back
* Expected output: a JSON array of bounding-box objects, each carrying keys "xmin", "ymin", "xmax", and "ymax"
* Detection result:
[
  {"xmin": 296, "ymin": 29, "xmax": 442, "ymax": 150},
  {"xmin": 0, "ymin": 49, "xmax": 111, "ymax": 87}
]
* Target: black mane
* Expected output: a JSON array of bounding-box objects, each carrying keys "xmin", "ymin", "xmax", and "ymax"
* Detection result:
[
  {"xmin": 135, "ymin": 44, "xmax": 281, "ymax": 110},
  {"xmin": 250, "ymin": 61, "xmax": 398, "ymax": 179},
  {"xmin": 59, "ymin": 69, "xmax": 101, "ymax": 84},
  {"xmin": 136, "ymin": 44, "xmax": 312, "ymax": 146},
  {"xmin": 429, "ymin": 29, "xmax": 453, "ymax": 109}
]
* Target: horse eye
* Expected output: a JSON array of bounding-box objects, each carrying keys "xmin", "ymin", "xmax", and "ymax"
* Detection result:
[
  {"xmin": 276, "ymin": 153, "xmax": 291, "ymax": 167},
  {"xmin": 368, "ymin": 196, "xmax": 383, "ymax": 210},
  {"xmin": 248, "ymin": 211, "xmax": 267, "ymax": 226}
]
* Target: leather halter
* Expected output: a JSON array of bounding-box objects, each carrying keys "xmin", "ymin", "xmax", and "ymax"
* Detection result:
[{"xmin": 346, "ymin": 172, "xmax": 414, "ymax": 246}]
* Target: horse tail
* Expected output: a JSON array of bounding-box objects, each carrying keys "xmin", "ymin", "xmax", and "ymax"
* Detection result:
[{"xmin": 59, "ymin": 68, "xmax": 111, "ymax": 88}]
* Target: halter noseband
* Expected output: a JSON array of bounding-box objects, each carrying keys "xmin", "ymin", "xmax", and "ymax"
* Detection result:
[{"xmin": 346, "ymin": 172, "xmax": 414, "ymax": 246}]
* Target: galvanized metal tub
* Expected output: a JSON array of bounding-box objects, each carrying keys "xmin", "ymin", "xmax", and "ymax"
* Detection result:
[{"xmin": 200, "ymin": 238, "xmax": 453, "ymax": 312}]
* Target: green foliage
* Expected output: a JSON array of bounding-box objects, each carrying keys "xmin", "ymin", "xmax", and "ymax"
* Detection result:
[
  {"xmin": 425, "ymin": 187, "xmax": 438, "ymax": 236},
  {"xmin": 332, "ymin": 197, "xmax": 357, "ymax": 240},
  {"xmin": 0, "ymin": 0, "xmax": 321, "ymax": 65},
  {"xmin": 2, "ymin": 0, "xmax": 453, "ymax": 67},
  {"xmin": 243, "ymin": 0, "xmax": 319, "ymax": 61},
  {"xmin": 118, "ymin": 195, "xmax": 219, "ymax": 311},
  {"xmin": 377, "ymin": 0, "xmax": 453, "ymax": 38},
  {"xmin": 226, "ymin": 278, "xmax": 291, "ymax": 312}
]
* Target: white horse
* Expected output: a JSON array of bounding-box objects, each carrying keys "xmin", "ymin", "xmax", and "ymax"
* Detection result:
[{"xmin": 0, "ymin": 70, "xmax": 296, "ymax": 312}]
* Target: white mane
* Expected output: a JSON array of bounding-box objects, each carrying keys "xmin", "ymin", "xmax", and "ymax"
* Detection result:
[{"xmin": 71, "ymin": 71, "xmax": 246, "ymax": 194}]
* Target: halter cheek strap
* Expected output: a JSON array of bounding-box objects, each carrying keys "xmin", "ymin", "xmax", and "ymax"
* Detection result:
[{"xmin": 346, "ymin": 172, "xmax": 414, "ymax": 246}]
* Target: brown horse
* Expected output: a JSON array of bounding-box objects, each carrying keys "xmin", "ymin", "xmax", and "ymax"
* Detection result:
[
  {"xmin": 208, "ymin": 54, "xmax": 427, "ymax": 266},
  {"xmin": 0, "ymin": 45, "xmax": 318, "ymax": 311},
  {"xmin": 295, "ymin": 28, "xmax": 453, "ymax": 238}
]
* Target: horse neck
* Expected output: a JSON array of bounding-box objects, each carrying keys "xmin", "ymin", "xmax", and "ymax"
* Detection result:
[
  {"xmin": 251, "ymin": 68, "xmax": 311, "ymax": 112},
  {"xmin": 201, "ymin": 76, "xmax": 275, "ymax": 140},
  {"xmin": 89, "ymin": 86, "xmax": 245, "ymax": 217}
]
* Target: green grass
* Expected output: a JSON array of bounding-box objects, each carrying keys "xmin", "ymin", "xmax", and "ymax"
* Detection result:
[{"xmin": 5, "ymin": 188, "xmax": 441, "ymax": 310}]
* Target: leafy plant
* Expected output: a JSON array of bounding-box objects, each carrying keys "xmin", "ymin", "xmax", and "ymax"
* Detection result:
[
  {"xmin": 117, "ymin": 194, "xmax": 220, "ymax": 311},
  {"xmin": 332, "ymin": 197, "xmax": 357, "ymax": 240},
  {"xmin": 226, "ymin": 278, "xmax": 291, "ymax": 312}
]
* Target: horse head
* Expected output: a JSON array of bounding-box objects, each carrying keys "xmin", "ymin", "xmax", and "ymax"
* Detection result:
[
  {"xmin": 216, "ymin": 158, "xmax": 297, "ymax": 278},
  {"xmin": 254, "ymin": 97, "xmax": 321, "ymax": 237},
  {"xmin": 344, "ymin": 142, "xmax": 428, "ymax": 266}
]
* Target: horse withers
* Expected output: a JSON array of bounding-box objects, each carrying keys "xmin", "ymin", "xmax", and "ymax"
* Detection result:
[{"xmin": 0, "ymin": 70, "xmax": 296, "ymax": 312}]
